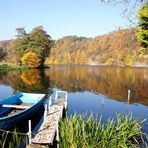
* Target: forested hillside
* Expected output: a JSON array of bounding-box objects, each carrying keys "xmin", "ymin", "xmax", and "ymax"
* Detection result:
[
  {"xmin": 0, "ymin": 28, "xmax": 147, "ymax": 66},
  {"xmin": 0, "ymin": 39, "xmax": 18, "ymax": 62},
  {"xmin": 46, "ymin": 28, "xmax": 143, "ymax": 66}
]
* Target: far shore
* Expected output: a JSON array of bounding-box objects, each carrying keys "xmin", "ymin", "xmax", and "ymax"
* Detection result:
[
  {"xmin": 49, "ymin": 63, "xmax": 148, "ymax": 68},
  {"xmin": 0, "ymin": 62, "xmax": 148, "ymax": 71}
]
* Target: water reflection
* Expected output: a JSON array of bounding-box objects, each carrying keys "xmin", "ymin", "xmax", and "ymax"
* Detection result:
[
  {"xmin": 0, "ymin": 66, "xmax": 148, "ymax": 106},
  {"xmin": 0, "ymin": 66, "xmax": 148, "ymax": 135},
  {"xmin": 45, "ymin": 66, "xmax": 148, "ymax": 106},
  {"xmin": 21, "ymin": 69, "xmax": 41, "ymax": 86},
  {"xmin": 0, "ymin": 70, "xmax": 50, "ymax": 94}
]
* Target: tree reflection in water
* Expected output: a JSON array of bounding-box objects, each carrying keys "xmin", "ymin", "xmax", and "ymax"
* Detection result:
[
  {"xmin": 0, "ymin": 69, "xmax": 50, "ymax": 94},
  {"xmin": 44, "ymin": 66, "xmax": 148, "ymax": 106},
  {"xmin": 0, "ymin": 66, "xmax": 148, "ymax": 105},
  {"xmin": 21, "ymin": 70, "xmax": 41, "ymax": 86}
]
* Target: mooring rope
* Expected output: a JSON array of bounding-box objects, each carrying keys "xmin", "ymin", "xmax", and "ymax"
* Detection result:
[{"xmin": 0, "ymin": 128, "xmax": 28, "ymax": 136}]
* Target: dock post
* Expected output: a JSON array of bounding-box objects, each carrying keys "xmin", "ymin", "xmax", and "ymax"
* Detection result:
[
  {"xmin": 101, "ymin": 96, "xmax": 104, "ymax": 105},
  {"xmin": 101, "ymin": 96, "xmax": 104, "ymax": 110},
  {"xmin": 55, "ymin": 92, "xmax": 58, "ymax": 101},
  {"xmin": 44, "ymin": 104, "xmax": 48, "ymax": 122},
  {"xmin": 65, "ymin": 92, "xmax": 68, "ymax": 110},
  {"xmin": 128, "ymin": 89, "xmax": 131, "ymax": 104},
  {"xmin": 28, "ymin": 120, "xmax": 32, "ymax": 144},
  {"xmin": 56, "ymin": 122, "xmax": 59, "ymax": 141},
  {"xmin": 48, "ymin": 96, "xmax": 52, "ymax": 114},
  {"xmin": 60, "ymin": 106, "xmax": 63, "ymax": 118}
]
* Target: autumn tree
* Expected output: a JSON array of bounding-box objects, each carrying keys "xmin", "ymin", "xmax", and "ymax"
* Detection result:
[
  {"xmin": 27, "ymin": 26, "xmax": 53, "ymax": 66},
  {"xmin": 11, "ymin": 26, "xmax": 53, "ymax": 67},
  {"xmin": 137, "ymin": 2, "xmax": 148, "ymax": 53}
]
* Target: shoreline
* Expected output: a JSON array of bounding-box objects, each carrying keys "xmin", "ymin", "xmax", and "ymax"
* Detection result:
[
  {"xmin": 0, "ymin": 62, "xmax": 148, "ymax": 70},
  {"xmin": 48, "ymin": 63, "xmax": 148, "ymax": 68}
]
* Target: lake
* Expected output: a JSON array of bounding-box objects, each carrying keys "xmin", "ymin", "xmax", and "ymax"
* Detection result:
[{"xmin": 0, "ymin": 65, "xmax": 148, "ymax": 134}]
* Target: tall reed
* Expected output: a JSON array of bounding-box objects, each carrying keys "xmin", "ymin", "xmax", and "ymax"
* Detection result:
[
  {"xmin": 59, "ymin": 113, "xmax": 148, "ymax": 148},
  {"xmin": 0, "ymin": 129, "xmax": 26, "ymax": 148}
]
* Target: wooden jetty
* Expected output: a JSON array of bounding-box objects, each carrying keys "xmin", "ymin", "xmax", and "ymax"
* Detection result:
[{"xmin": 27, "ymin": 91, "xmax": 68, "ymax": 147}]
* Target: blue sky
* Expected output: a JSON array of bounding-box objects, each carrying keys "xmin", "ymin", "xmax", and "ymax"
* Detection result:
[{"xmin": 0, "ymin": 0, "xmax": 131, "ymax": 40}]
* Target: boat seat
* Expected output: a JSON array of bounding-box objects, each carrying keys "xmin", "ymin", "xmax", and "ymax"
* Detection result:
[{"xmin": 1, "ymin": 104, "xmax": 32, "ymax": 109}]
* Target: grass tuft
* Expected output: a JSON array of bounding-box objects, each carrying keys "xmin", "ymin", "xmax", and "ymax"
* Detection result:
[
  {"xmin": 59, "ymin": 113, "xmax": 148, "ymax": 148},
  {"xmin": 0, "ymin": 63, "xmax": 27, "ymax": 72},
  {"xmin": 0, "ymin": 129, "xmax": 26, "ymax": 148}
]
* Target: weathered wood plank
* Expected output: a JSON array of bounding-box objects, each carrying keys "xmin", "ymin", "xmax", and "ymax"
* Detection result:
[
  {"xmin": 31, "ymin": 99, "xmax": 65, "ymax": 144},
  {"xmin": 1, "ymin": 104, "xmax": 31, "ymax": 109}
]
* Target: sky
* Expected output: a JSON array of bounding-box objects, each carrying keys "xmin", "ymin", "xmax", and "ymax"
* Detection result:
[{"xmin": 0, "ymin": 0, "xmax": 133, "ymax": 40}]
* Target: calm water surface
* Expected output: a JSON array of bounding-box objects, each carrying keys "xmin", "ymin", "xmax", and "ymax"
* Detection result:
[{"xmin": 0, "ymin": 66, "xmax": 148, "ymax": 133}]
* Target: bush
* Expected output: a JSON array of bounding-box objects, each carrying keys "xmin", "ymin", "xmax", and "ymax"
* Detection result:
[{"xmin": 21, "ymin": 51, "xmax": 41, "ymax": 68}]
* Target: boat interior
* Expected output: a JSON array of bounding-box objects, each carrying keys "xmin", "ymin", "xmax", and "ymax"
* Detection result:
[{"xmin": 0, "ymin": 93, "xmax": 41, "ymax": 117}]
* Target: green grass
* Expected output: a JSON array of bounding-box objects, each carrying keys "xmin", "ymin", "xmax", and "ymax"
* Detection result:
[
  {"xmin": 0, "ymin": 113, "xmax": 147, "ymax": 147},
  {"xmin": 0, "ymin": 129, "xmax": 26, "ymax": 148},
  {"xmin": 59, "ymin": 113, "xmax": 148, "ymax": 148},
  {"xmin": 0, "ymin": 63, "xmax": 27, "ymax": 72}
]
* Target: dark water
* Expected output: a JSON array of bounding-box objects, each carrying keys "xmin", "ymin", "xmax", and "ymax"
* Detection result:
[{"xmin": 0, "ymin": 65, "xmax": 148, "ymax": 134}]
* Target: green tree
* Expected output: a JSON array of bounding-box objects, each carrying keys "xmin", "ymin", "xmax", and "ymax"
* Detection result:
[
  {"xmin": 11, "ymin": 26, "xmax": 53, "ymax": 67},
  {"xmin": 16, "ymin": 27, "xmax": 27, "ymax": 38},
  {"xmin": 11, "ymin": 27, "xmax": 29, "ymax": 62},
  {"xmin": 27, "ymin": 26, "xmax": 53, "ymax": 66},
  {"xmin": 137, "ymin": 2, "xmax": 148, "ymax": 52}
]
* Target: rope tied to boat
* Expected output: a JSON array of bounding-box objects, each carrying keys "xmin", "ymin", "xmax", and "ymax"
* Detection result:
[{"xmin": 0, "ymin": 128, "xmax": 28, "ymax": 136}]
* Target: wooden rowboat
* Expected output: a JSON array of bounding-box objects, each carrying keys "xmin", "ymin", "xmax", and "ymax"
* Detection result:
[{"xmin": 0, "ymin": 92, "xmax": 46, "ymax": 130}]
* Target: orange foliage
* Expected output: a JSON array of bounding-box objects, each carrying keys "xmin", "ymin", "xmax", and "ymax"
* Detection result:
[
  {"xmin": 21, "ymin": 51, "xmax": 41, "ymax": 68},
  {"xmin": 20, "ymin": 69, "xmax": 41, "ymax": 85},
  {"xmin": 46, "ymin": 28, "xmax": 140, "ymax": 66}
]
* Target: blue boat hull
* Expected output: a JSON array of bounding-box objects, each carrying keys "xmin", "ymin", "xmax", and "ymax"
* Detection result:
[{"xmin": 0, "ymin": 93, "xmax": 46, "ymax": 130}]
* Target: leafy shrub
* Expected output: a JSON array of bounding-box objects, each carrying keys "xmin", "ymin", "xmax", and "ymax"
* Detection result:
[{"xmin": 21, "ymin": 51, "xmax": 41, "ymax": 68}]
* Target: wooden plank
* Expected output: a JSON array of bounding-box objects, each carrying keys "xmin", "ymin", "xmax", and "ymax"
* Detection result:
[
  {"xmin": 32, "ymin": 105, "xmax": 63, "ymax": 144},
  {"xmin": 1, "ymin": 104, "xmax": 31, "ymax": 109},
  {"xmin": 31, "ymin": 99, "xmax": 65, "ymax": 144}
]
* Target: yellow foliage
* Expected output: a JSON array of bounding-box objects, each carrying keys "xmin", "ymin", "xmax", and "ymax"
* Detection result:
[
  {"xmin": 46, "ymin": 28, "xmax": 140, "ymax": 66},
  {"xmin": 21, "ymin": 51, "xmax": 41, "ymax": 68},
  {"xmin": 21, "ymin": 69, "xmax": 41, "ymax": 86},
  {"xmin": 105, "ymin": 58, "xmax": 115, "ymax": 65}
]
